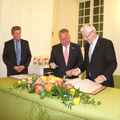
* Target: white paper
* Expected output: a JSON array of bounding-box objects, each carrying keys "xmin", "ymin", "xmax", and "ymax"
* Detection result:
[{"xmin": 67, "ymin": 78, "xmax": 102, "ymax": 93}]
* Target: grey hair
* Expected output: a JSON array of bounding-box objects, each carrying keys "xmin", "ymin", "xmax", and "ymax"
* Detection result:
[{"xmin": 80, "ymin": 24, "xmax": 96, "ymax": 33}]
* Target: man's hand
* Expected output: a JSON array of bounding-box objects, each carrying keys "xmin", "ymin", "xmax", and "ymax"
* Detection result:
[
  {"xmin": 14, "ymin": 65, "xmax": 25, "ymax": 72},
  {"xmin": 66, "ymin": 69, "xmax": 73, "ymax": 77},
  {"xmin": 72, "ymin": 68, "xmax": 81, "ymax": 76},
  {"xmin": 94, "ymin": 75, "xmax": 105, "ymax": 84},
  {"xmin": 18, "ymin": 65, "xmax": 25, "ymax": 72},
  {"xmin": 14, "ymin": 66, "xmax": 20, "ymax": 72},
  {"xmin": 50, "ymin": 62, "xmax": 57, "ymax": 69}
]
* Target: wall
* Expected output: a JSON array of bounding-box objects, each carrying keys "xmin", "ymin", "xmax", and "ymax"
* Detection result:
[
  {"xmin": 0, "ymin": 0, "xmax": 54, "ymax": 77},
  {"xmin": 104, "ymin": 0, "xmax": 120, "ymax": 74},
  {"xmin": 52, "ymin": 0, "xmax": 79, "ymax": 45},
  {"xmin": 51, "ymin": 0, "xmax": 60, "ymax": 46},
  {"xmin": 59, "ymin": 0, "xmax": 78, "ymax": 43}
]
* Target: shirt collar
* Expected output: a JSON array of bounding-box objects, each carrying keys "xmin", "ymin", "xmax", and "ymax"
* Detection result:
[
  {"xmin": 13, "ymin": 39, "xmax": 21, "ymax": 42},
  {"xmin": 62, "ymin": 43, "xmax": 70, "ymax": 48}
]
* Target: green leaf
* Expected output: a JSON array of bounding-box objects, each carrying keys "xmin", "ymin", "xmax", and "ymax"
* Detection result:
[
  {"xmin": 96, "ymin": 101, "xmax": 102, "ymax": 106},
  {"xmin": 56, "ymin": 84, "xmax": 62, "ymax": 95},
  {"xmin": 28, "ymin": 87, "xmax": 35, "ymax": 93},
  {"xmin": 45, "ymin": 91, "xmax": 52, "ymax": 97},
  {"xmin": 39, "ymin": 88, "xmax": 46, "ymax": 99}
]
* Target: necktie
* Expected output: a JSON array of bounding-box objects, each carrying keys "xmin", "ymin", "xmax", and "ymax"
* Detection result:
[
  {"xmin": 64, "ymin": 47, "xmax": 68, "ymax": 65},
  {"xmin": 88, "ymin": 43, "xmax": 94, "ymax": 77},
  {"xmin": 88, "ymin": 43, "xmax": 93, "ymax": 63},
  {"xmin": 16, "ymin": 40, "xmax": 21, "ymax": 65}
]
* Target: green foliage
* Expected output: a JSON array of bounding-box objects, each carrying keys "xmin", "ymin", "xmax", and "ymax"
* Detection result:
[
  {"xmin": 39, "ymin": 88, "xmax": 46, "ymax": 99},
  {"xmin": 28, "ymin": 87, "xmax": 35, "ymax": 93},
  {"xmin": 11, "ymin": 76, "xmax": 102, "ymax": 109}
]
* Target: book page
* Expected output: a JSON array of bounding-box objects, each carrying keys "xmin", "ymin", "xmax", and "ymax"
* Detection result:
[{"xmin": 67, "ymin": 78, "xmax": 103, "ymax": 94}]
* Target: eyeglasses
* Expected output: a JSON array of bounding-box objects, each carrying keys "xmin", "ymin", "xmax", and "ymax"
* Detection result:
[{"xmin": 83, "ymin": 30, "xmax": 93, "ymax": 40}]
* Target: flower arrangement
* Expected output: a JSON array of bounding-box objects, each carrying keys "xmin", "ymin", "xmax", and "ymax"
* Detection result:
[
  {"xmin": 33, "ymin": 57, "xmax": 49, "ymax": 66},
  {"xmin": 13, "ymin": 75, "xmax": 101, "ymax": 109}
]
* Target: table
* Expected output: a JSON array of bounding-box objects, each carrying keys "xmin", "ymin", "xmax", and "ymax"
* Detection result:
[{"xmin": 0, "ymin": 77, "xmax": 120, "ymax": 120}]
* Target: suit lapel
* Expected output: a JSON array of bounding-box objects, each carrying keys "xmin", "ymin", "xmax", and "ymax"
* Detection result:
[
  {"xmin": 59, "ymin": 44, "xmax": 66, "ymax": 67},
  {"xmin": 20, "ymin": 40, "xmax": 23, "ymax": 64},
  {"xmin": 11, "ymin": 39, "xmax": 17, "ymax": 64},
  {"xmin": 20, "ymin": 40, "xmax": 24, "ymax": 65},
  {"xmin": 85, "ymin": 43, "xmax": 90, "ymax": 64}
]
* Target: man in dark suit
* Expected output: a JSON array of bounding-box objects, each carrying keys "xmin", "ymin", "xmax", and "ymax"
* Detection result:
[
  {"xmin": 3, "ymin": 26, "xmax": 32, "ymax": 76},
  {"xmin": 66, "ymin": 24, "xmax": 117, "ymax": 87},
  {"xmin": 49, "ymin": 28, "xmax": 83, "ymax": 78}
]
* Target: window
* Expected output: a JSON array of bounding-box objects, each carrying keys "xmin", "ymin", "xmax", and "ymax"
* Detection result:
[
  {"xmin": 78, "ymin": 0, "xmax": 90, "ymax": 47},
  {"xmin": 93, "ymin": 0, "xmax": 104, "ymax": 37},
  {"xmin": 78, "ymin": 0, "xmax": 104, "ymax": 47}
]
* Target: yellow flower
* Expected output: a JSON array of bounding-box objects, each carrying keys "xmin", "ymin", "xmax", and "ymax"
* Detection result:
[
  {"xmin": 70, "ymin": 88, "xmax": 75, "ymax": 95},
  {"xmin": 18, "ymin": 80, "xmax": 22, "ymax": 85},
  {"xmin": 56, "ymin": 77, "xmax": 61, "ymax": 81},
  {"xmin": 73, "ymin": 97, "xmax": 80, "ymax": 104},
  {"xmin": 22, "ymin": 79, "xmax": 27, "ymax": 83},
  {"xmin": 51, "ymin": 77, "xmax": 56, "ymax": 83},
  {"xmin": 41, "ymin": 76, "xmax": 47, "ymax": 81}
]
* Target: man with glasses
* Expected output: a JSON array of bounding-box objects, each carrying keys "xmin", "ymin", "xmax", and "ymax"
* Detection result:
[
  {"xmin": 66, "ymin": 24, "xmax": 117, "ymax": 87},
  {"xmin": 49, "ymin": 28, "xmax": 83, "ymax": 78}
]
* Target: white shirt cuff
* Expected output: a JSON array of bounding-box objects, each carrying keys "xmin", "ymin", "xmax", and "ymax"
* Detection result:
[
  {"xmin": 101, "ymin": 75, "xmax": 107, "ymax": 81},
  {"xmin": 77, "ymin": 68, "xmax": 81, "ymax": 74}
]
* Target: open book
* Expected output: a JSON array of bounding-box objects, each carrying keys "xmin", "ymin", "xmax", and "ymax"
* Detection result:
[{"xmin": 67, "ymin": 78, "xmax": 106, "ymax": 94}]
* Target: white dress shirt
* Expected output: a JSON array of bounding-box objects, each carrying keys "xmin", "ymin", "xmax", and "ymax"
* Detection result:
[
  {"xmin": 62, "ymin": 43, "xmax": 70, "ymax": 57},
  {"xmin": 88, "ymin": 36, "xmax": 99, "ymax": 63}
]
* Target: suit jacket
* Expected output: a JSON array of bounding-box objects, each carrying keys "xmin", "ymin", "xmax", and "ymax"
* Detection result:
[
  {"xmin": 49, "ymin": 42, "xmax": 83, "ymax": 78},
  {"xmin": 3, "ymin": 39, "xmax": 32, "ymax": 76},
  {"xmin": 78, "ymin": 37, "xmax": 117, "ymax": 87}
]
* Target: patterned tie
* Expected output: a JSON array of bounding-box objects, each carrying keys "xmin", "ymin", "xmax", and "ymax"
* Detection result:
[
  {"xmin": 64, "ymin": 47, "xmax": 68, "ymax": 65},
  {"xmin": 16, "ymin": 40, "xmax": 21, "ymax": 66},
  {"xmin": 88, "ymin": 43, "xmax": 93, "ymax": 63},
  {"xmin": 88, "ymin": 44, "xmax": 92, "ymax": 77}
]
